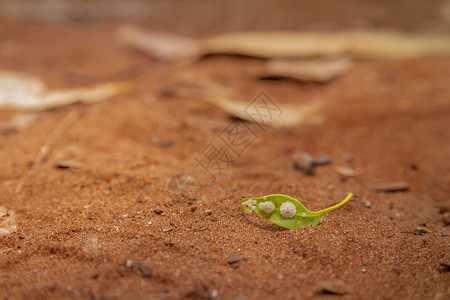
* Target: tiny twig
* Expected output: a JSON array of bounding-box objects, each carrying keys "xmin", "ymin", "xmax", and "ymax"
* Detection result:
[
  {"xmin": 0, "ymin": 247, "xmax": 15, "ymax": 254},
  {"xmin": 15, "ymin": 110, "xmax": 79, "ymax": 193},
  {"xmin": 194, "ymin": 224, "xmax": 209, "ymax": 232}
]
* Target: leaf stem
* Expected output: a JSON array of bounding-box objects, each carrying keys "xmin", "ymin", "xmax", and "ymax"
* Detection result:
[{"xmin": 308, "ymin": 193, "xmax": 353, "ymax": 217}]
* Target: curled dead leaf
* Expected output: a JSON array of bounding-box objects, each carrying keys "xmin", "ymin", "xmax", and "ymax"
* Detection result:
[
  {"xmin": 205, "ymin": 96, "xmax": 323, "ymax": 127},
  {"xmin": 54, "ymin": 160, "xmax": 83, "ymax": 169},
  {"xmin": 205, "ymin": 30, "xmax": 450, "ymax": 59},
  {"xmin": 372, "ymin": 181, "xmax": 409, "ymax": 193},
  {"xmin": 162, "ymin": 80, "xmax": 323, "ymax": 127},
  {"xmin": 0, "ymin": 71, "xmax": 132, "ymax": 112},
  {"xmin": 335, "ymin": 166, "xmax": 359, "ymax": 178},
  {"xmin": 117, "ymin": 25, "xmax": 450, "ymax": 62},
  {"xmin": 116, "ymin": 25, "xmax": 200, "ymax": 62},
  {"xmin": 416, "ymin": 226, "xmax": 432, "ymax": 234},
  {"xmin": 263, "ymin": 57, "xmax": 354, "ymax": 83},
  {"xmin": 317, "ymin": 280, "xmax": 349, "ymax": 295}
]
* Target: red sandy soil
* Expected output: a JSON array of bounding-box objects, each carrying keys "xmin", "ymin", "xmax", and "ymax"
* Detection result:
[{"xmin": 0, "ymin": 3, "xmax": 449, "ymax": 299}]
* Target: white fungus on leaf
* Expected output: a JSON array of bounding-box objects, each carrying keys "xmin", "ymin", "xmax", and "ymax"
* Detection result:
[
  {"xmin": 258, "ymin": 201, "xmax": 275, "ymax": 214},
  {"xmin": 242, "ymin": 199, "xmax": 257, "ymax": 211},
  {"xmin": 280, "ymin": 201, "xmax": 297, "ymax": 218}
]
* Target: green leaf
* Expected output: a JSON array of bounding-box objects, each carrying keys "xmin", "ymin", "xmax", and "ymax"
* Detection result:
[{"xmin": 241, "ymin": 193, "xmax": 353, "ymax": 229}]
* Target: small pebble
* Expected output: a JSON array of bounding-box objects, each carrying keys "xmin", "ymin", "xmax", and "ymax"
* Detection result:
[
  {"xmin": 153, "ymin": 208, "xmax": 164, "ymax": 215},
  {"xmin": 135, "ymin": 262, "xmax": 152, "ymax": 278},
  {"xmin": 164, "ymin": 238, "xmax": 174, "ymax": 247},
  {"xmin": 293, "ymin": 152, "xmax": 315, "ymax": 175},
  {"xmin": 129, "ymin": 259, "xmax": 152, "ymax": 278},
  {"xmin": 443, "ymin": 216, "xmax": 450, "ymax": 226},
  {"xmin": 0, "ymin": 207, "xmax": 7, "ymax": 217},
  {"xmin": 0, "ymin": 207, "xmax": 17, "ymax": 235},
  {"xmin": 362, "ymin": 199, "xmax": 372, "ymax": 208},
  {"xmin": 142, "ymin": 184, "xmax": 154, "ymax": 193},
  {"xmin": 341, "ymin": 154, "xmax": 353, "ymax": 163},
  {"xmin": 328, "ymin": 236, "xmax": 339, "ymax": 242},
  {"xmin": 315, "ymin": 155, "xmax": 331, "ymax": 165},
  {"xmin": 204, "ymin": 209, "xmax": 212, "ymax": 216},
  {"xmin": 228, "ymin": 253, "xmax": 244, "ymax": 265},
  {"xmin": 126, "ymin": 259, "xmax": 133, "ymax": 268},
  {"xmin": 150, "ymin": 136, "xmax": 174, "ymax": 147},
  {"xmin": 438, "ymin": 206, "xmax": 449, "ymax": 215},
  {"xmin": 211, "ymin": 289, "xmax": 219, "ymax": 299},
  {"xmin": 438, "ymin": 263, "xmax": 450, "ymax": 273}
]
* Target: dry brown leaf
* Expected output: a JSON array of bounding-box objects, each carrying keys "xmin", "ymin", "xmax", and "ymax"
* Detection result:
[
  {"xmin": 206, "ymin": 96, "xmax": 323, "ymax": 127},
  {"xmin": 0, "ymin": 206, "xmax": 17, "ymax": 235},
  {"xmin": 0, "ymin": 71, "xmax": 132, "ymax": 112},
  {"xmin": 372, "ymin": 181, "xmax": 409, "ymax": 192},
  {"xmin": 264, "ymin": 57, "xmax": 354, "ymax": 82},
  {"xmin": 317, "ymin": 280, "xmax": 349, "ymax": 295},
  {"xmin": 116, "ymin": 25, "xmax": 200, "ymax": 62},
  {"xmin": 204, "ymin": 30, "xmax": 450, "ymax": 59},
  {"xmin": 163, "ymin": 80, "xmax": 323, "ymax": 127},
  {"xmin": 416, "ymin": 226, "xmax": 432, "ymax": 234},
  {"xmin": 54, "ymin": 160, "xmax": 83, "ymax": 169},
  {"xmin": 117, "ymin": 25, "xmax": 450, "ymax": 62},
  {"xmin": 335, "ymin": 166, "xmax": 359, "ymax": 177}
]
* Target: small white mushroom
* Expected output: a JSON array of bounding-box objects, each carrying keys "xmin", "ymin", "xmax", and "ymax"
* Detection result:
[
  {"xmin": 280, "ymin": 201, "xmax": 297, "ymax": 218},
  {"xmin": 258, "ymin": 201, "xmax": 275, "ymax": 214}
]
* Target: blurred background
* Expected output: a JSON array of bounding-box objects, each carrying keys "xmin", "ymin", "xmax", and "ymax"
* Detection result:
[{"xmin": 1, "ymin": 0, "xmax": 450, "ymax": 34}]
